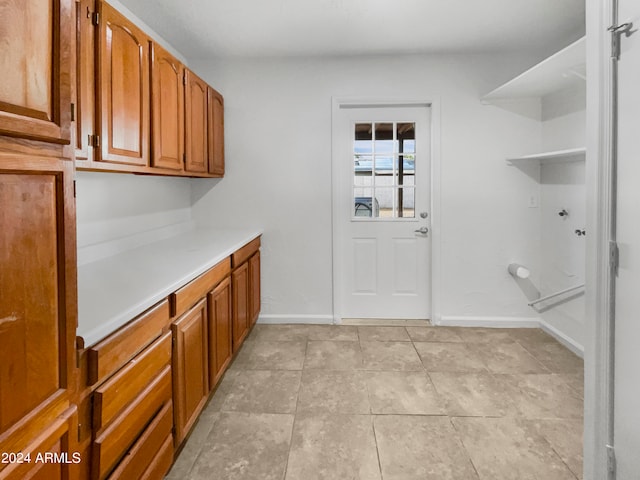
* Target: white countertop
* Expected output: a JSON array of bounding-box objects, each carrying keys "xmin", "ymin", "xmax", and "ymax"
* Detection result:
[{"xmin": 77, "ymin": 227, "xmax": 262, "ymax": 347}]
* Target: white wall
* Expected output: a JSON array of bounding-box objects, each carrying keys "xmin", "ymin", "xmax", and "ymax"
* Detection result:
[
  {"xmin": 189, "ymin": 53, "xmax": 544, "ymax": 323},
  {"xmin": 76, "ymin": 172, "xmax": 193, "ymax": 265},
  {"xmin": 538, "ymin": 86, "xmax": 587, "ymax": 351}
]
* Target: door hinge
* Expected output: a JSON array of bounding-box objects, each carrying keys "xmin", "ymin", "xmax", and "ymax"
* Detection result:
[
  {"xmin": 606, "ymin": 444, "xmax": 616, "ymax": 477},
  {"xmin": 610, "ymin": 241, "xmax": 619, "ymax": 275},
  {"xmin": 73, "ymin": 180, "xmax": 77, "ymax": 198},
  {"xmin": 609, "ymin": 22, "xmax": 635, "ymax": 60},
  {"xmin": 88, "ymin": 134, "xmax": 100, "ymax": 148},
  {"xmin": 92, "ymin": 11, "xmax": 99, "ymax": 26},
  {"xmin": 70, "ymin": 103, "xmax": 75, "ymax": 122}
]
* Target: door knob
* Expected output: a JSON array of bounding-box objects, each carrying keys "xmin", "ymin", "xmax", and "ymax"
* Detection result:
[{"xmin": 414, "ymin": 227, "xmax": 429, "ymax": 235}]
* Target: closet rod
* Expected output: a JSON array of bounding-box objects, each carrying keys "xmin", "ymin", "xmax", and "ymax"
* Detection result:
[{"xmin": 528, "ymin": 284, "xmax": 585, "ymax": 306}]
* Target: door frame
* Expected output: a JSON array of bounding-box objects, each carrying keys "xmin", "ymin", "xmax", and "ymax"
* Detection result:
[
  {"xmin": 585, "ymin": 0, "xmax": 616, "ymax": 478},
  {"xmin": 330, "ymin": 97, "xmax": 442, "ymax": 324}
]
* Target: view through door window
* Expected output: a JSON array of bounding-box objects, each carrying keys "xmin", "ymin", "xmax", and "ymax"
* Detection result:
[{"xmin": 353, "ymin": 122, "xmax": 416, "ymax": 219}]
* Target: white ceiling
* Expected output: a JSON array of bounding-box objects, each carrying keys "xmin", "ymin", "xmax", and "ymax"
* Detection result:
[{"xmin": 118, "ymin": 0, "xmax": 585, "ymax": 59}]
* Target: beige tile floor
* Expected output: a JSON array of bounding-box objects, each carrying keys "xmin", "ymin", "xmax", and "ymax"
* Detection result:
[{"xmin": 166, "ymin": 324, "xmax": 584, "ymax": 480}]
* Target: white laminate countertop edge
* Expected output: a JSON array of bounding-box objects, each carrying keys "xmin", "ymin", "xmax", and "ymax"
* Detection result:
[{"xmin": 77, "ymin": 227, "xmax": 262, "ymax": 347}]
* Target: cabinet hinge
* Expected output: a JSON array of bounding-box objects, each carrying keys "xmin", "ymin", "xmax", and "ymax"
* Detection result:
[
  {"xmin": 609, "ymin": 241, "xmax": 619, "ymax": 276},
  {"xmin": 609, "ymin": 22, "xmax": 635, "ymax": 60},
  {"xmin": 88, "ymin": 134, "xmax": 100, "ymax": 148},
  {"xmin": 183, "ymin": 72, "xmax": 187, "ymax": 86},
  {"xmin": 73, "ymin": 180, "xmax": 77, "ymax": 198},
  {"xmin": 70, "ymin": 103, "xmax": 75, "ymax": 122},
  {"xmin": 606, "ymin": 444, "xmax": 616, "ymax": 477},
  {"xmin": 92, "ymin": 11, "xmax": 99, "ymax": 26}
]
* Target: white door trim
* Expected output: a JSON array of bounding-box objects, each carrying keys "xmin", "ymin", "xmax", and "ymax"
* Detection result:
[
  {"xmin": 330, "ymin": 97, "xmax": 442, "ymax": 324},
  {"xmin": 585, "ymin": 0, "xmax": 615, "ymax": 478}
]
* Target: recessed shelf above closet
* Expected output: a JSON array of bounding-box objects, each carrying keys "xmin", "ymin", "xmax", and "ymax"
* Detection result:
[
  {"xmin": 482, "ymin": 37, "xmax": 585, "ymax": 102},
  {"xmin": 507, "ymin": 147, "xmax": 586, "ymax": 165}
]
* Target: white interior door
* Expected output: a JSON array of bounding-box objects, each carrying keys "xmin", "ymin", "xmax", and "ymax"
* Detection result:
[
  {"xmin": 613, "ymin": 1, "xmax": 640, "ymax": 477},
  {"xmin": 334, "ymin": 104, "xmax": 431, "ymax": 320}
]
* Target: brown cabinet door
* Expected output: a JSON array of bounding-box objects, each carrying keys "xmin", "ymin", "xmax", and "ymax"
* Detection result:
[
  {"xmin": 249, "ymin": 252, "xmax": 261, "ymax": 327},
  {"xmin": 151, "ymin": 43, "xmax": 184, "ymax": 170},
  {"xmin": 96, "ymin": 1, "xmax": 150, "ymax": 166},
  {"xmin": 184, "ymin": 69, "xmax": 208, "ymax": 173},
  {"xmin": 74, "ymin": 0, "xmax": 96, "ymax": 162},
  {"xmin": 0, "ymin": 0, "xmax": 72, "ymax": 144},
  {"xmin": 172, "ymin": 298, "xmax": 208, "ymax": 445},
  {"xmin": 207, "ymin": 86, "xmax": 224, "ymax": 176},
  {"xmin": 208, "ymin": 277, "xmax": 232, "ymax": 390},
  {"xmin": 0, "ymin": 407, "xmax": 78, "ymax": 480},
  {"xmin": 0, "ymin": 158, "xmax": 77, "ymax": 478},
  {"xmin": 0, "ymin": 159, "xmax": 77, "ymax": 474},
  {"xmin": 232, "ymin": 263, "xmax": 250, "ymax": 352}
]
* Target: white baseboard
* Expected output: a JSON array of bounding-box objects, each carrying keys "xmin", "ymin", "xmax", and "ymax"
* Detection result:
[
  {"xmin": 539, "ymin": 319, "xmax": 584, "ymax": 358},
  {"xmin": 437, "ymin": 316, "xmax": 541, "ymax": 328},
  {"xmin": 257, "ymin": 314, "xmax": 334, "ymax": 325}
]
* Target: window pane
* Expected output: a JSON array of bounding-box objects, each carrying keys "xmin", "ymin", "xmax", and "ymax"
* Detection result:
[
  {"xmin": 397, "ymin": 187, "xmax": 415, "ymax": 218},
  {"xmin": 374, "ymin": 123, "xmax": 395, "ymax": 153},
  {"xmin": 355, "ymin": 154, "xmax": 372, "ymax": 179},
  {"xmin": 374, "ymin": 187, "xmax": 394, "ymax": 218},
  {"xmin": 354, "ymin": 123, "xmax": 373, "ymax": 154},
  {"xmin": 374, "ymin": 155, "xmax": 394, "ymax": 186},
  {"xmin": 397, "ymin": 154, "xmax": 415, "ymax": 187},
  {"xmin": 397, "ymin": 123, "xmax": 415, "ymax": 153},
  {"xmin": 354, "ymin": 187, "xmax": 375, "ymax": 217}
]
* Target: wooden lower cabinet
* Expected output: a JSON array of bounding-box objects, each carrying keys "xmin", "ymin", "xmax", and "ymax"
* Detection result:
[
  {"xmin": 208, "ymin": 277, "xmax": 233, "ymax": 390},
  {"xmin": 232, "ymin": 262, "xmax": 250, "ymax": 352},
  {"xmin": 172, "ymin": 298, "xmax": 209, "ymax": 445},
  {"xmin": 249, "ymin": 251, "xmax": 261, "ymax": 327}
]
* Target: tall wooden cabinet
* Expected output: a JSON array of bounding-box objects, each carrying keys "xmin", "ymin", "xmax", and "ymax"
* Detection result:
[{"xmin": 0, "ymin": 1, "xmax": 79, "ymax": 478}]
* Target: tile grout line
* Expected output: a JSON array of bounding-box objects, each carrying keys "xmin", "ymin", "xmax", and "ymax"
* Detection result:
[{"xmin": 370, "ymin": 414, "xmax": 385, "ymax": 480}]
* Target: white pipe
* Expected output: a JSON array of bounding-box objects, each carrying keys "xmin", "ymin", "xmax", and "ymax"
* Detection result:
[{"xmin": 528, "ymin": 284, "xmax": 585, "ymax": 306}]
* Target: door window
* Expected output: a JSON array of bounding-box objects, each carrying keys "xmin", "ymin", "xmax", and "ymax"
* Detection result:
[{"xmin": 353, "ymin": 122, "xmax": 416, "ymax": 219}]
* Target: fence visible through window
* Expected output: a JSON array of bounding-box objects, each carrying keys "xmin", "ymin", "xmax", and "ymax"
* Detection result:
[{"xmin": 353, "ymin": 122, "xmax": 416, "ymax": 219}]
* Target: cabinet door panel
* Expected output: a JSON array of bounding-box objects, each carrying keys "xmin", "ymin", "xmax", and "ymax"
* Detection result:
[
  {"xmin": 151, "ymin": 43, "xmax": 184, "ymax": 170},
  {"xmin": 249, "ymin": 251, "xmax": 261, "ymax": 327},
  {"xmin": 0, "ymin": 168, "xmax": 74, "ymax": 434},
  {"xmin": 208, "ymin": 277, "xmax": 232, "ymax": 389},
  {"xmin": 97, "ymin": 1, "xmax": 149, "ymax": 165},
  {"xmin": 172, "ymin": 298, "xmax": 208, "ymax": 445},
  {"xmin": 0, "ymin": 407, "xmax": 78, "ymax": 480},
  {"xmin": 207, "ymin": 87, "xmax": 224, "ymax": 176},
  {"xmin": 184, "ymin": 70, "xmax": 208, "ymax": 173},
  {"xmin": 0, "ymin": 0, "xmax": 71, "ymax": 144},
  {"xmin": 232, "ymin": 263, "xmax": 250, "ymax": 352}
]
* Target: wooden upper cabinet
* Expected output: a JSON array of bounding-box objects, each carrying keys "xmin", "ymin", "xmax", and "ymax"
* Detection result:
[
  {"xmin": 96, "ymin": 0, "xmax": 150, "ymax": 166},
  {"xmin": 0, "ymin": 0, "xmax": 72, "ymax": 144},
  {"xmin": 207, "ymin": 87, "xmax": 224, "ymax": 176},
  {"xmin": 74, "ymin": 0, "xmax": 96, "ymax": 162},
  {"xmin": 184, "ymin": 70, "xmax": 208, "ymax": 174},
  {"xmin": 151, "ymin": 43, "xmax": 184, "ymax": 171}
]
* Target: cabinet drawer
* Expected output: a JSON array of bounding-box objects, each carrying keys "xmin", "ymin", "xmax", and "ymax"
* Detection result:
[
  {"xmin": 140, "ymin": 434, "xmax": 174, "ymax": 480},
  {"xmin": 171, "ymin": 257, "xmax": 230, "ymax": 317},
  {"xmin": 231, "ymin": 236, "xmax": 261, "ymax": 268},
  {"xmin": 93, "ymin": 332, "xmax": 171, "ymax": 431},
  {"xmin": 92, "ymin": 366, "xmax": 172, "ymax": 480},
  {"xmin": 106, "ymin": 401, "xmax": 173, "ymax": 480},
  {"xmin": 87, "ymin": 300, "xmax": 170, "ymax": 385}
]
